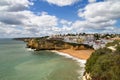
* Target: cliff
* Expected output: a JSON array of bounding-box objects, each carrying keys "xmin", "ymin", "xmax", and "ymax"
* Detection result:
[{"xmin": 26, "ymin": 38, "xmax": 93, "ymax": 51}]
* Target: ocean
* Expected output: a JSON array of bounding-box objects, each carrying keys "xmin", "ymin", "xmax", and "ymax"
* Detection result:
[{"xmin": 0, "ymin": 39, "xmax": 84, "ymax": 80}]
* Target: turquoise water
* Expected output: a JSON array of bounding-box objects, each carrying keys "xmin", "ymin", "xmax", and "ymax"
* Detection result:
[{"xmin": 0, "ymin": 39, "xmax": 83, "ymax": 80}]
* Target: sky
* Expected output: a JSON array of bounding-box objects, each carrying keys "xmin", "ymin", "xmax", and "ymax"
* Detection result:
[{"xmin": 0, "ymin": 0, "xmax": 120, "ymax": 38}]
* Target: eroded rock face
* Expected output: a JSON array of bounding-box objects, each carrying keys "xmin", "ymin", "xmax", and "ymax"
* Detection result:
[
  {"xmin": 27, "ymin": 39, "xmax": 39, "ymax": 49},
  {"xmin": 26, "ymin": 39, "xmax": 92, "ymax": 51},
  {"xmin": 83, "ymin": 72, "xmax": 92, "ymax": 80}
]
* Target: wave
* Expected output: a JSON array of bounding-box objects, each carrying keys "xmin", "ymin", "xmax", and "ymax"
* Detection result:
[{"xmin": 26, "ymin": 48, "xmax": 35, "ymax": 51}]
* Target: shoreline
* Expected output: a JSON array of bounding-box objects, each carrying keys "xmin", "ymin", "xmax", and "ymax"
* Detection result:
[
  {"xmin": 51, "ymin": 49, "xmax": 94, "ymax": 68},
  {"xmin": 51, "ymin": 50, "xmax": 86, "ymax": 65},
  {"xmin": 26, "ymin": 48, "xmax": 94, "ymax": 61},
  {"xmin": 51, "ymin": 50, "xmax": 93, "ymax": 80}
]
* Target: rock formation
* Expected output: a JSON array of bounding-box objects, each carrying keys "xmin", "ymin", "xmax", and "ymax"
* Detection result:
[{"xmin": 26, "ymin": 38, "xmax": 93, "ymax": 51}]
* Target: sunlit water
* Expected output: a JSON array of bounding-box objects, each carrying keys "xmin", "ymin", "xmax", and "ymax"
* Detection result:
[{"xmin": 0, "ymin": 39, "xmax": 83, "ymax": 80}]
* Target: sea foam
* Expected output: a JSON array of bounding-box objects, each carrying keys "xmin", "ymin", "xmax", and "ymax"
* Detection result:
[
  {"xmin": 51, "ymin": 50, "xmax": 86, "ymax": 65},
  {"xmin": 26, "ymin": 48, "xmax": 35, "ymax": 51}
]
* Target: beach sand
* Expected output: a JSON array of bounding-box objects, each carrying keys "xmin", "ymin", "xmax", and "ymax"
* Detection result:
[{"xmin": 57, "ymin": 49, "xmax": 94, "ymax": 60}]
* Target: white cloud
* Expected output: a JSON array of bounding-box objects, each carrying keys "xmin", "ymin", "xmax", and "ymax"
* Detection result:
[
  {"xmin": 106, "ymin": 0, "xmax": 120, "ymax": 1},
  {"xmin": 76, "ymin": 0, "xmax": 120, "ymax": 33},
  {"xmin": 0, "ymin": 0, "xmax": 33, "ymax": 12},
  {"xmin": 78, "ymin": 1, "xmax": 120, "ymax": 22},
  {"xmin": 0, "ymin": 23, "xmax": 26, "ymax": 38},
  {"xmin": 0, "ymin": 10, "xmax": 59, "ymax": 37},
  {"xmin": 70, "ymin": 20, "xmax": 119, "ymax": 34},
  {"xmin": 88, "ymin": 0, "xmax": 96, "ymax": 3},
  {"xmin": 72, "ymin": 20, "xmax": 116, "ymax": 30},
  {"xmin": 60, "ymin": 19, "xmax": 72, "ymax": 25},
  {"xmin": 45, "ymin": 0, "xmax": 79, "ymax": 7},
  {"xmin": 0, "ymin": 0, "xmax": 60, "ymax": 37}
]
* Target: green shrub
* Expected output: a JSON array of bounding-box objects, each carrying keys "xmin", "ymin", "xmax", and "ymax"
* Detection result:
[{"xmin": 85, "ymin": 47, "xmax": 120, "ymax": 80}]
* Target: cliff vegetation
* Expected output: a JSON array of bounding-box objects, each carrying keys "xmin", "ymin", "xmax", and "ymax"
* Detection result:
[{"xmin": 85, "ymin": 40, "xmax": 120, "ymax": 80}]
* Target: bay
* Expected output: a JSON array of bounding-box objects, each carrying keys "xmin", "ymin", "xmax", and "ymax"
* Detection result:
[{"xmin": 0, "ymin": 39, "xmax": 83, "ymax": 80}]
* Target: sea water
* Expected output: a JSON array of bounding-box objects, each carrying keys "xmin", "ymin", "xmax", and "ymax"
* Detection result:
[{"xmin": 0, "ymin": 39, "xmax": 84, "ymax": 80}]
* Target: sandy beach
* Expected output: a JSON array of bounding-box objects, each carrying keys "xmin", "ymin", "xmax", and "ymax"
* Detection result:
[{"xmin": 57, "ymin": 49, "xmax": 94, "ymax": 60}]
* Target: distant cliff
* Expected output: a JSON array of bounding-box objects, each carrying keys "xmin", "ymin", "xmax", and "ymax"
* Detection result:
[{"xmin": 26, "ymin": 38, "xmax": 93, "ymax": 51}]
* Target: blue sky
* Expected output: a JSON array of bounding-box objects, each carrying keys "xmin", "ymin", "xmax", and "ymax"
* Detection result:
[
  {"xmin": 0, "ymin": 0, "xmax": 120, "ymax": 38},
  {"xmin": 30, "ymin": 0, "xmax": 87, "ymax": 21},
  {"xmin": 30, "ymin": 0, "xmax": 104, "ymax": 21}
]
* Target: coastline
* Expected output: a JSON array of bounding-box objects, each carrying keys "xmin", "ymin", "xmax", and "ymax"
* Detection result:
[
  {"xmin": 51, "ymin": 50, "xmax": 86, "ymax": 64},
  {"xmin": 26, "ymin": 48, "xmax": 94, "ymax": 65},
  {"xmin": 26, "ymin": 48, "xmax": 94, "ymax": 66},
  {"xmin": 51, "ymin": 49, "xmax": 94, "ymax": 68}
]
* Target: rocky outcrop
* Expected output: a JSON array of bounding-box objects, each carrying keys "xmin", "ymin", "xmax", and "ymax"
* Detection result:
[
  {"xmin": 27, "ymin": 39, "xmax": 39, "ymax": 49},
  {"xmin": 83, "ymin": 72, "xmax": 92, "ymax": 80}
]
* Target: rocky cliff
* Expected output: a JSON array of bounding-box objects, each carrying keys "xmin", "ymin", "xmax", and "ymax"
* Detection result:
[{"xmin": 26, "ymin": 38, "xmax": 93, "ymax": 51}]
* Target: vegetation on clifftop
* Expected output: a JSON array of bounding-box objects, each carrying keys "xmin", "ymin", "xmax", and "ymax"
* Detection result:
[{"xmin": 85, "ymin": 41, "xmax": 120, "ymax": 80}]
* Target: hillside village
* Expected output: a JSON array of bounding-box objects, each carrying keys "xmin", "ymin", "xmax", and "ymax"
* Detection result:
[{"xmin": 48, "ymin": 33, "xmax": 120, "ymax": 50}]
